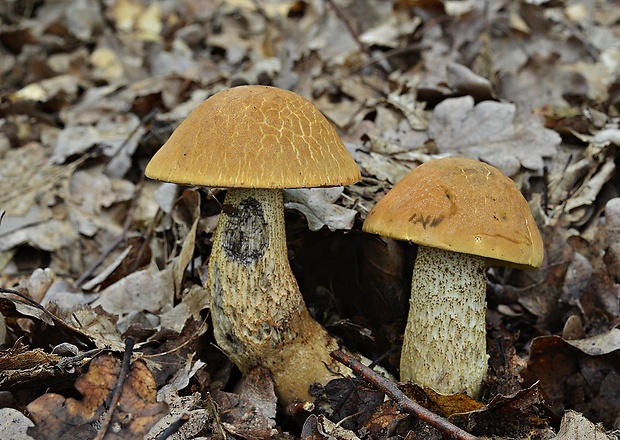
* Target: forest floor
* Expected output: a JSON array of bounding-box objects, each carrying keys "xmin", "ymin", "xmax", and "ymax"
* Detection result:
[{"xmin": 0, "ymin": 0, "xmax": 619, "ymax": 439}]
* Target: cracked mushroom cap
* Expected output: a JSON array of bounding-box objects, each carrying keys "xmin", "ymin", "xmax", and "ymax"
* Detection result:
[
  {"xmin": 145, "ymin": 85, "xmax": 361, "ymax": 188},
  {"xmin": 363, "ymin": 157, "xmax": 544, "ymax": 269}
]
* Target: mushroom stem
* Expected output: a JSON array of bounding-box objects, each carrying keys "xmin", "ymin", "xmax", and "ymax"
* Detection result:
[
  {"xmin": 207, "ymin": 187, "xmax": 347, "ymax": 403},
  {"xmin": 401, "ymin": 245, "xmax": 488, "ymax": 397}
]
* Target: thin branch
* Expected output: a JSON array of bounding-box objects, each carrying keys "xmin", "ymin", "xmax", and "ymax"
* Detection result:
[
  {"xmin": 0, "ymin": 287, "xmax": 58, "ymax": 323},
  {"xmin": 140, "ymin": 315, "xmax": 209, "ymax": 358},
  {"xmin": 330, "ymin": 350, "xmax": 479, "ymax": 440},
  {"xmin": 94, "ymin": 337, "xmax": 135, "ymax": 440},
  {"xmin": 323, "ymin": 0, "xmax": 376, "ymax": 62}
]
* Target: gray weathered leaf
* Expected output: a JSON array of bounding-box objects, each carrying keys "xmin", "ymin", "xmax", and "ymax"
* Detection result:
[
  {"xmin": 284, "ymin": 188, "xmax": 357, "ymax": 232},
  {"xmin": 428, "ymin": 96, "xmax": 560, "ymax": 176}
]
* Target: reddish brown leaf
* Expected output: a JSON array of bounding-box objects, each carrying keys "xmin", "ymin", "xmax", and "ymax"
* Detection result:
[{"xmin": 27, "ymin": 354, "xmax": 167, "ymax": 440}]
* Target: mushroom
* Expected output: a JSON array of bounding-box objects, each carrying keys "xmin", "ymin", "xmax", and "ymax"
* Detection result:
[
  {"xmin": 145, "ymin": 85, "xmax": 361, "ymax": 403},
  {"xmin": 362, "ymin": 157, "xmax": 543, "ymax": 397}
]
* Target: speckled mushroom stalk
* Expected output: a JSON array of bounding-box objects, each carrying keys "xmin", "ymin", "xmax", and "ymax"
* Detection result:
[
  {"xmin": 145, "ymin": 85, "xmax": 361, "ymax": 404},
  {"xmin": 402, "ymin": 246, "xmax": 487, "ymax": 397},
  {"xmin": 363, "ymin": 157, "xmax": 544, "ymax": 398},
  {"xmin": 208, "ymin": 187, "xmax": 347, "ymax": 403}
]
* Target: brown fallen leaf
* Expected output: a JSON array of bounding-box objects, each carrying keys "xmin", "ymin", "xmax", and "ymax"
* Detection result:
[
  {"xmin": 523, "ymin": 333, "xmax": 620, "ymax": 429},
  {"xmin": 322, "ymin": 376, "xmax": 386, "ymax": 432},
  {"xmin": 448, "ymin": 385, "xmax": 551, "ymax": 437},
  {"xmin": 400, "ymin": 383, "xmax": 484, "ymax": 418},
  {"xmin": 0, "ymin": 287, "xmax": 107, "ymax": 351},
  {"xmin": 27, "ymin": 354, "xmax": 168, "ymax": 440}
]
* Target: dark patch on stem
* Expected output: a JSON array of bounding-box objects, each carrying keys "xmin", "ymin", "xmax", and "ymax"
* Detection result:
[{"xmin": 222, "ymin": 197, "xmax": 269, "ymax": 265}]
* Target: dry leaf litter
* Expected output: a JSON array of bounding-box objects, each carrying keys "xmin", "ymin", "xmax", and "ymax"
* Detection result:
[{"xmin": 0, "ymin": 0, "xmax": 619, "ymax": 439}]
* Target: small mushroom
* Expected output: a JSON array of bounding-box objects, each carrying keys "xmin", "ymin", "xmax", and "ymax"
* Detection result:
[
  {"xmin": 363, "ymin": 157, "xmax": 543, "ymax": 397},
  {"xmin": 145, "ymin": 85, "xmax": 361, "ymax": 403}
]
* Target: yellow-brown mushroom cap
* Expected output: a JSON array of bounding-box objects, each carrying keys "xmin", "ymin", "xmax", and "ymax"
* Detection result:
[
  {"xmin": 145, "ymin": 85, "xmax": 361, "ymax": 188},
  {"xmin": 363, "ymin": 157, "xmax": 544, "ymax": 269}
]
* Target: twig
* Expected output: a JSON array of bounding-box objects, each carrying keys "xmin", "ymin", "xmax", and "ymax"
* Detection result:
[
  {"xmin": 323, "ymin": 0, "xmax": 374, "ymax": 61},
  {"xmin": 107, "ymin": 108, "xmax": 160, "ymax": 163},
  {"xmin": 330, "ymin": 350, "xmax": 479, "ymax": 440},
  {"xmin": 56, "ymin": 347, "xmax": 103, "ymax": 372},
  {"xmin": 140, "ymin": 315, "xmax": 209, "ymax": 358},
  {"xmin": 352, "ymin": 44, "xmax": 428, "ymax": 73},
  {"xmin": 75, "ymin": 233, "xmax": 126, "ymax": 287},
  {"xmin": 94, "ymin": 337, "xmax": 135, "ymax": 440},
  {"xmin": 0, "ymin": 287, "xmax": 58, "ymax": 323}
]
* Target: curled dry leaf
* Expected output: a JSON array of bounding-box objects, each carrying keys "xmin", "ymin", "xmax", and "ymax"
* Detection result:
[
  {"xmin": 385, "ymin": 89, "xmax": 429, "ymax": 131},
  {"xmin": 58, "ymin": 85, "xmax": 134, "ymax": 125},
  {"xmin": 26, "ymin": 268, "xmax": 56, "ymax": 303},
  {"xmin": 0, "ymin": 219, "xmax": 79, "ymax": 253},
  {"xmin": 68, "ymin": 169, "xmax": 134, "ymax": 237},
  {"xmin": 164, "ymin": 354, "xmax": 205, "ymax": 393},
  {"xmin": 62, "ymin": 305, "xmax": 126, "ymax": 352},
  {"xmin": 445, "ymin": 62, "xmax": 495, "ymax": 101},
  {"xmin": 323, "ymin": 377, "xmax": 386, "ymax": 432},
  {"xmin": 284, "ymin": 188, "xmax": 357, "ymax": 232},
  {"xmin": 0, "ymin": 292, "xmax": 54, "ymax": 326},
  {"xmin": 400, "ymin": 383, "xmax": 484, "ymax": 418},
  {"xmin": 359, "ymin": 12, "xmax": 420, "ymax": 48},
  {"xmin": 356, "ymin": 400, "xmax": 409, "ymax": 439},
  {"xmin": 0, "ymin": 143, "xmax": 78, "ymax": 252},
  {"xmin": 0, "ymin": 286, "xmax": 118, "ymax": 351},
  {"xmin": 563, "ymin": 158, "xmax": 616, "ymax": 225},
  {"xmin": 172, "ymin": 189, "xmax": 200, "ymax": 292},
  {"xmin": 0, "ymin": 341, "xmax": 89, "ymax": 390}
]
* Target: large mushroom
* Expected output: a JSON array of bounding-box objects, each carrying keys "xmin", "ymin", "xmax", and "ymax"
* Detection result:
[
  {"xmin": 363, "ymin": 157, "xmax": 543, "ymax": 397},
  {"xmin": 145, "ymin": 85, "xmax": 361, "ymax": 403}
]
